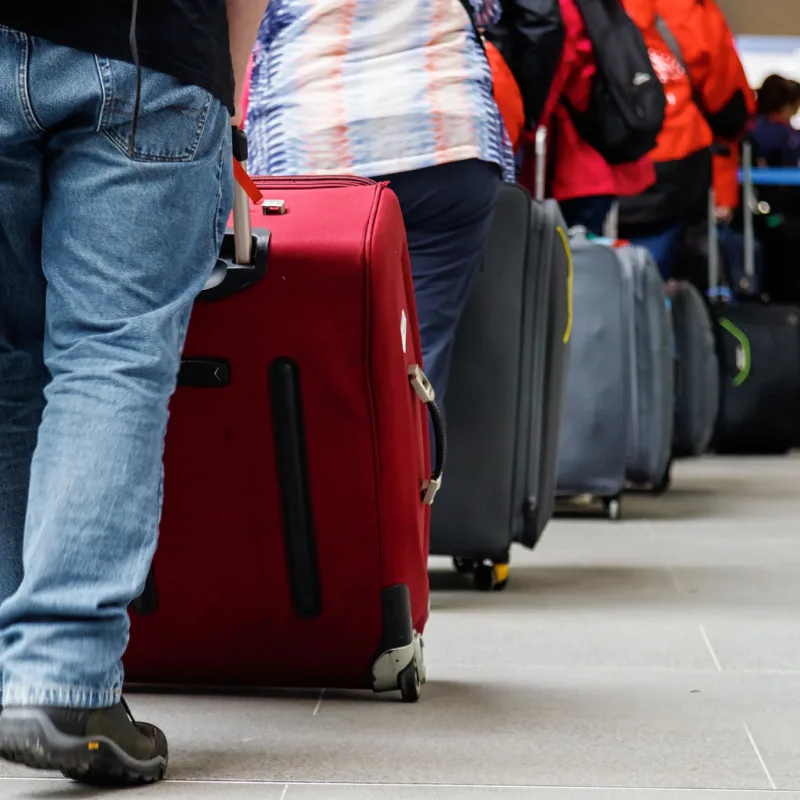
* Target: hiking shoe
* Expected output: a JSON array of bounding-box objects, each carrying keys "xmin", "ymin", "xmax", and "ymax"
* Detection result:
[{"xmin": 0, "ymin": 698, "xmax": 167, "ymax": 786}]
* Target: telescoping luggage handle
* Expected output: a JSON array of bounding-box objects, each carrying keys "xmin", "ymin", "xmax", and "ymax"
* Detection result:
[
  {"xmin": 408, "ymin": 365, "xmax": 446, "ymax": 505},
  {"xmin": 708, "ymin": 140, "xmax": 757, "ymax": 299},
  {"xmin": 534, "ymin": 126, "xmax": 547, "ymax": 202},
  {"xmin": 198, "ymin": 128, "xmax": 270, "ymax": 303},
  {"xmin": 741, "ymin": 140, "xmax": 757, "ymax": 283},
  {"xmin": 707, "ymin": 185, "xmax": 721, "ymax": 294}
]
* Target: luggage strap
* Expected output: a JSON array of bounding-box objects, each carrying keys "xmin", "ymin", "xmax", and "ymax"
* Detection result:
[{"xmin": 233, "ymin": 159, "xmax": 264, "ymax": 205}]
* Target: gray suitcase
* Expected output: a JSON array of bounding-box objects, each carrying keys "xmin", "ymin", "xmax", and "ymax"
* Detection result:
[
  {"xmin": 668, "ymin": 279, "xmax": 719, "ymax": 457},
  {"xmin": 431, "ymin": 134, "xmax": 571, "ymax": 591},
  {"xmin": 616, "ymin": 244, "xmax": 674, "ymax": 487},
  {"xmin": 556, "ymin": 231, "xmax": 629, "ymax": 519}
]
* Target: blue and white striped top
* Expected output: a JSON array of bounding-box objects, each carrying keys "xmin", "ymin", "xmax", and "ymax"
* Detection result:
[{"xmin": 245, "ymin": 0, "xmax": 514, "ymax": 181}]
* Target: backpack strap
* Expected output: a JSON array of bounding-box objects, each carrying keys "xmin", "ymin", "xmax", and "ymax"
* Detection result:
[{"xmin": 654, "ymin": 16, "xmax": 689, "ymax": 79}]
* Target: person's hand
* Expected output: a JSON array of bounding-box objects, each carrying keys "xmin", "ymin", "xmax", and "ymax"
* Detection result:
[
  {"xmin": 714, "ymin": 206, "xmax": 733, "ymax": 224},
  {"xmin": 231, "ymin": 108, "xmax": 243, "ymax": 130}
]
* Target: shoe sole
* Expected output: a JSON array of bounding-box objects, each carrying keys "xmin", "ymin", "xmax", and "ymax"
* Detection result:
[{"xmin": 0, "ymin": 709, "xmax": 167, "ymax": 786}]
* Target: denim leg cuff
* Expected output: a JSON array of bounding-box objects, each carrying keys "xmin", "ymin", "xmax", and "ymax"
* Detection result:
[{"xmin": 1, "ymin": 683, "xmax": 121, "ymax": 708}]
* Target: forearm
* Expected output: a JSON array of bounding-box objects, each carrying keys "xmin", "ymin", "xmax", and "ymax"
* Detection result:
[{"xmin": 227, "ymin": 0, "xmax": 269, "ymax": 109}]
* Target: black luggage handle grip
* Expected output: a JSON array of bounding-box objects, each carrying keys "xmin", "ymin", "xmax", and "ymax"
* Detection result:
[
  {"xmin": 408, "ymin": 365, "xmax": 446, "ymax": 505},
  {"xmin": 198, "ymin": 127, "xmax": 269, "ymax": 303}
]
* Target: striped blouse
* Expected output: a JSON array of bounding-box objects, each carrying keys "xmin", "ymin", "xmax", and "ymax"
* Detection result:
[{"xmin": 245, "ymin": 0, "xmax": 514, "ymax": 181}]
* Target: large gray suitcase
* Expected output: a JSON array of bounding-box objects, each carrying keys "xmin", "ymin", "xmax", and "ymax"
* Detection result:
[
  {"xmin": 556, "ymin": 232, "xmax": 629, "ymax": 519},
  {"xmin": 668, "ymin": 279, "xmax": 719, "ymax": 457},
  {"xmin": 431, "ymin": 180, "xmax": 571, "ymax": 591},
  {"xmin": 557, "ymin": 233, "xmax": 673, "ymax": 518},
  {"xmin": 616, "ymin": 245, "xmax": 674, "ymax": 487}
]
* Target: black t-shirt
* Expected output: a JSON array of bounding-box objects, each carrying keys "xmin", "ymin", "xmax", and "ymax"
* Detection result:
[{"xmin": 0, "ymin": 0, "xmax": 234, "ymax": 113}]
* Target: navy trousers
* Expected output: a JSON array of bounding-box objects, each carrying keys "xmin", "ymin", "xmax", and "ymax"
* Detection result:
[{"xmin": 374, "ymin": 159, "xmax": 501, "ymax": 406}]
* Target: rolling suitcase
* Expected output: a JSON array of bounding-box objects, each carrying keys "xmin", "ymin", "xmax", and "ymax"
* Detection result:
[
  {"xmin": 556, "ymin": 230, "xmax": 630, "ymax": 520},
  {"xmin": 711, "ymin": 143, "xmax": 800, "ymax": 454},
  {"xmin": 125, "ymin": 130, "xmax": 444, "ymax": 702},
  {"xmin": 430, "ymin": 127, "xmax": 571, "ymax": 591},
  {"xmin": 615, "ymin": 243, "xmax": 674, "ymax": 488},
  {"xmin": 557, "ymin": 232, "xmax": 673, "ymax": 516},
  {"xmin": 667, "ymin": 278, "xmax": 719, "ymax": 458}
]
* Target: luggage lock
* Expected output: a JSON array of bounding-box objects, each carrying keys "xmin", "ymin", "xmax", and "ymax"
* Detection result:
[{"xmin": 262, "ymin": 199, "xmax": 286, "ymax": 215}]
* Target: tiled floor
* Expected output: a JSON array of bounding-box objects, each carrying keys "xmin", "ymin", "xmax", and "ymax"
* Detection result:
[{"xmin": 3, "ymin": 456, "xmax": 800, "ymax": 799}]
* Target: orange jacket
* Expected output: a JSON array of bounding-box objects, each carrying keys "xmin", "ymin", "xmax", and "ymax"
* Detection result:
[
  {"xmin": 653, "ymin": 0, "xmax": 755, "ymax": 212},
  {"xmin": 625, "ymin": 0, "xmax": 712, "ymax": 166},
  {"xmin": 656, "ymin": 0, "xmax": 754, "ymax": 140},
  {"xmin": 619, "ymin": 0, "xmax": 754, "ymax": 229}
]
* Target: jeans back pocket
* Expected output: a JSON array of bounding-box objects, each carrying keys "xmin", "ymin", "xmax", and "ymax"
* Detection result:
[{"xmin": 97, "ymin": 57, "xmax": 218, "ymax": 163}]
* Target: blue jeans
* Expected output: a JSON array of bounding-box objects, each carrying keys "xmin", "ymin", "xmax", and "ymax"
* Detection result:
[
  {"xmin": 373, "ymin": 160, "xmax": 501, "ymax": 406},
  {"xmin": 626, "ymin": 223, "xmax": 685, "ymax": 281},
  {"xmin": 0, "ymin": 30, "xmax": 232, "ymax": 707}
]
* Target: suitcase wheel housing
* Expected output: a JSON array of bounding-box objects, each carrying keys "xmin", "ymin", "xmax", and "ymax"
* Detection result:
[
  {"xmin": 453, "ymin": 559, "xmax": 510, "ymax": 592},
  {"xmin": 604, "ymin": 497, "xmax": 622, "ymax": 521}
]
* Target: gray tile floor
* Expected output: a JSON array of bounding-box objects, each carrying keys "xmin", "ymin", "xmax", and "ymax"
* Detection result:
[{"xmin": 3, "ymin": 456, "xmax": 800, "ymax": 799}]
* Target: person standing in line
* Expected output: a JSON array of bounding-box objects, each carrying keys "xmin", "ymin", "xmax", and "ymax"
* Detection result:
[
  {"xmin": 0, "ymin": 0, "xmax": 268, "ymax": 786},
  {"xmin": 751, "ymin": 75, "xmax": 800, "ymax": 167},
  {"xmin": 245, "ymin": 0, "xmax": 513, "ymax": 405}
]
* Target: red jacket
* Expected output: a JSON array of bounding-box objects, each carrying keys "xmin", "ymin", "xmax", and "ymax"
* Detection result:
[{"xmin": 520, "ymin": 0, "xmax": 655, "ymax": 201}]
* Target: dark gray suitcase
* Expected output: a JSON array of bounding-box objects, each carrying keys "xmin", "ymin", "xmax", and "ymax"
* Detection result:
[
  {"xmin": 668, "ymin": 279, "xmax": 719, "ymax": 457},
  {"xmin": 556, "ymin": 231, "xmax": 629, "ymax": 519},
  {"xmin": 430, "ymin": 176, "xmax": 571, "ymax": 591},
  {"xmin": 616, "ymin": 245, "xmax": 674, "ymax": 487}
]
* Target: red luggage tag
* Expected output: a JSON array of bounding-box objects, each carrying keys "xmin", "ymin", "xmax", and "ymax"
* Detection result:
[{"xmin": 233, "ymin": 158, "xmax": 264, "ymax": 205}]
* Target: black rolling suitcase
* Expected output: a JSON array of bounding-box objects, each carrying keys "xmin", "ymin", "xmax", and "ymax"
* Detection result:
[
  {"xmin": 668, "ymin": 196, "xmax": 720, "ymax": 459},
  {"xmin": 711, "ymin": 143, "xmax": 800, "ymax": 454},
  {"xmin": 431, "ymin": 128, "xmax": 571, "ymax": 591}
]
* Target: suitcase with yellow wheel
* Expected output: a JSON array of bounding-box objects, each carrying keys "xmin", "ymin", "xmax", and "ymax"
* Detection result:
[{"xmin": 431, "ymin": 129, "xmax": 571, "ymax": 592}]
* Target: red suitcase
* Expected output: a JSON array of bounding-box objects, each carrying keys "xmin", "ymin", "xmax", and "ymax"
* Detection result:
[{"xmin": 124, "ymin": 131, "xmax": 443, "ymax": 702}]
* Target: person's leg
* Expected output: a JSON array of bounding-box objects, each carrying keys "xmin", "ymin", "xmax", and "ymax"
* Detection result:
[
  {"xmin": 0, "ymin": 35, "xmax": 232, "ymax": 784},
  {"xmin": 373, "ymin": 160, "xmax": 501, "ymax": 405},
  {"xmin": 559, "ymin": 195, "xmax": 615, "ymax": 237},
  {"xmin": 625, "ymin": 223, "xmax": 685, "ymax": 281},
  {"xmin": 0, "ymin": 28, "xmax": 48, "ymax": 709}
]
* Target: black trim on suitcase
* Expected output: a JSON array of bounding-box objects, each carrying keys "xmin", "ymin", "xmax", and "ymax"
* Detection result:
[
  {"xmin": 376, "ymin": 585, "xmax": 414, "ymax": 653},
  {"xmin": 268, "ymin": 358, "xmax": 323, "ymax": 618},
  {"xmin": 177, "ymin": 358, "xmax": 231, "ymax": 388}
]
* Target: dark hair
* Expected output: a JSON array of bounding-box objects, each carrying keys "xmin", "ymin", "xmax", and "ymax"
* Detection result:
[
  {"xmin": 757, "ymin": 74, "xmax": 792, "ymax": 116},
  {"xmin": 788, "ymin": 80, "xmax": 800, "ymax": 105}
]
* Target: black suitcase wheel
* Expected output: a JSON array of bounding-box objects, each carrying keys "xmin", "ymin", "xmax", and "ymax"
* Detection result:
[
  {"xmin": 453, "ymin": 557, "xmax": 476, "ymax": 575},
  {"xmin": 473, "ymin": 562, "xmax": 510, "ymax": 592},
  {"xmin": 652, "ymin": 463, "xmax": 672, "ymax": 495},
  {"xmin": 398, "ymin": 659, "xmax": 421, "ymax": 703}
]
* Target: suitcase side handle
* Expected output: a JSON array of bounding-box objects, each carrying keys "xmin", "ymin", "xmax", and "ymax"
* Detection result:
[
  {"xmin": 409, "ymin": 366, "xmax": 446, "ymax": 505},
  {"xmin": 198, "ymin": 128, "xmax": 270, "ymax": 303}
]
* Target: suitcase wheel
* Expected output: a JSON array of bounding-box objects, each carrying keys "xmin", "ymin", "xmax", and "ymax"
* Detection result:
[
  {"xmin": 398, "ymin": 658, "xmax": 422, "ymax": 703},
  {"xmin": 453, "ymin": 557, "xmax": 475, "ymax": 575},
  {"xmin": 453, "ymin": 559, "xmax": 510, "ymax": 592},
  {"xmin": 651, "ymin": 463, "xmax": 672, "ymax": 495},
  {"xmin": 474, "ymin": 562, "xmax": 510, "ymax": 593},
  {"xmin": 604, "ymin": 496, "xmax": 622, "ymax": 521}
]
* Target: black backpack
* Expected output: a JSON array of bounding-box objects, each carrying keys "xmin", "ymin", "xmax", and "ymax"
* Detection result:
[
  {"xmin": 485, "ymin": 0, "xmax": 566, "ymax": 128},
  {"xmin": 566, "ymin": 0, "xmax": 665, "ymax": 164}
]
